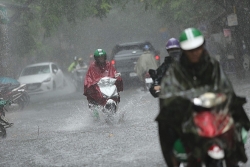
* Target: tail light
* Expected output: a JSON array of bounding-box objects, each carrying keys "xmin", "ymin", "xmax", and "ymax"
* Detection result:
[
  {"xmin": 111, "ymin": 59, "xmax": 115, "ymax": 65},
  {"xmin": 208, "ymin": 145, "xmax": 225, "ymax": 159},
  {"xmin": 155, "ymin": 55, "xmax": 160, "ymax": 60}
]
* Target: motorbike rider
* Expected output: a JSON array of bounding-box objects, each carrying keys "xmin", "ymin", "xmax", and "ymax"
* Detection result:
[
  {"xmin": 0, "ymin": 112, "xmax": 13, "ymax": 127},
  {"xmin": 83, "ymin": 49, "xmax": 123, "ymax": 108},
  {"xmin": 68, "ymin": 56, "xmax": 78, "ymax": 72},
  {"xmin": 149, "ymin": 38, "xmax": 181, "ymax": 97},
  {"xmin": 75, "ymin": 57, "xmax": 87, "ymax": 70},
  {"xmin": 157, "ymin": 28, "xmax": 250, "ymax": 167},
  {"xmin": 135, "ymin": 44, "xmax": 158, "ymax": 91}
]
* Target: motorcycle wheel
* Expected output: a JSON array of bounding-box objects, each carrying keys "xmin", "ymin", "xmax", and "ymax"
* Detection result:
[
  {"xmin": 17, "ymin": 100, "xmax": 25, "ymax": 110},
  {"xmin": 15, "ymin": 93, "xmax": 30, "ymax": 110},
  {"xmin": 104, "ymin": 102, "xmax": 117, "ymax": 124},
  {"xmin": 105, "ymin": 102, "xmax": 117, "ymax": 114},
  {"xmin": 23, "ymin": 92, "xmax": 30, "ymax": 106}
]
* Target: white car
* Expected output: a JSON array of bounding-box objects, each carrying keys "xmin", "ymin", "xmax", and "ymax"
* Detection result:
[{"xmin": 18, "ymin": 62, "xmax": 65, "ymax": 94}]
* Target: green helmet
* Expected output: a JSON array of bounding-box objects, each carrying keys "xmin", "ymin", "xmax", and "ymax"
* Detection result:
[
  {"xmin": 179, "ymin": 28, "xmax": 204, "ymax": 50},
  {"xmin": 94, "ymin": 49, "xmax": 107, "ymax": 58},
  {"xmin": 93, "ymin": 49, "xmax": 107, "ymax": 64}
]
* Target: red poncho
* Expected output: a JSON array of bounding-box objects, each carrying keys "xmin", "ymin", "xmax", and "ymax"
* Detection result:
[{"xmin": 83, "ymin": 61, "xmax": 123, "ymax": 106}]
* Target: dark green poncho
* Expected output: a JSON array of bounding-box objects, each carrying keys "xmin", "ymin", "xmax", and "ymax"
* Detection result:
[{"xmin": 157, "ymin": 50, "xmax": 250, "ymax": 163}]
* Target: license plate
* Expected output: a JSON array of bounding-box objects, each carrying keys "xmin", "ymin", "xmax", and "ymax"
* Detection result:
[
  {"xmin": 145, "ymin": 78, "xmax": 153, "ymax": 83},
  {"xmin": 129, "ymin": 72, "xmax": 137, "ymax": 77}
]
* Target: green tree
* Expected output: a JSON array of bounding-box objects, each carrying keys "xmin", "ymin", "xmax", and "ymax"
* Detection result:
[
  {"xmin": 139, "ymin": 0, "xmax": 223, "ymax": 28},
  {"xmin": 140, "ymin": 0, "xmax": 250, "ymax": 76},
  {"xmin": 5, "ymin": 0, "xmax": 125, "ymax": 58}
]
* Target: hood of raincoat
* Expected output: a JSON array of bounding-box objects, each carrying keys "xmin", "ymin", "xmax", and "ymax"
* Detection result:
[{"xmin": 135, "ymin": 52, "xmax": 158, "ymax": 81}]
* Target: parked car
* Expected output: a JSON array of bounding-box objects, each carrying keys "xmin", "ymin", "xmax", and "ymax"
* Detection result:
[
  {"xmin": 109, "ymin": 41, "xmax": 160, "ymax": 79},
  {"xmin": 18, "ymin": 62, "xmax": 65, "ymax": 94}
]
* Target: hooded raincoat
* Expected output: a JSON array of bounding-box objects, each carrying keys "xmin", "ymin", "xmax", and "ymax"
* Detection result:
[
  {"xmin": 84, "ymin": 61, "xmax": 123, "ymax": 106},
  {"xmin": 135, "ymin": 51, "xmax": 158, "ymax": 81},
  {"xmin": 157, "ymin": 50, "xmax": 250, "ymax": 163}
]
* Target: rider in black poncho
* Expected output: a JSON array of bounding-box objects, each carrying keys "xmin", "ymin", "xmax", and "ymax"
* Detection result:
[{"xmin": 157, "ymin": 28, "xmax": 250, "ymax": 167}]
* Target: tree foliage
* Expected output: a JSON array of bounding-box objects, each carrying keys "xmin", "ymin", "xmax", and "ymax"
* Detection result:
[
  {"xmin": 139, "ymin": 0, "xmax": 250, "ymax": 30},
  {"xmin": 5, "ymin": 0, "xmax": 124, "ymax": 57},
  {"xmin": 6, "ymin": 0, "xmax": 249, "ymax": 58},
  {"xmin": 139, "ymin": 0, "xmax": 224, "ymax": 28}
]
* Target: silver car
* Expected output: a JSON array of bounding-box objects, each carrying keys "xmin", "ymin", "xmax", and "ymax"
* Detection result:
[{"xmin": 18, "ymin": 62, "xmax": 65, "ymax": 94}]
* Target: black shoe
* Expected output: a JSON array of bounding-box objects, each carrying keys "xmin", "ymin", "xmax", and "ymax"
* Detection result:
[{"xmin": 5, "ymin": 122, "xmax": 13, "ymax": 128}]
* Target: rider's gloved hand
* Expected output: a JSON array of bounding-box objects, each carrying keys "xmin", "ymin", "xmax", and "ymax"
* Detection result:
[
  {"xmin": 154, "ymin": 85, "xmax": 161, "ymax": 91},
  {"xmin": 115, "ymin": 73, "xmax": 121, "ymax": 78}
]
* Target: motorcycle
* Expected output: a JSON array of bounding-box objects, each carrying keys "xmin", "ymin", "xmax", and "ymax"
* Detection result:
[
  {"xmin": 72, "ymin": 67, "xmax": 88, "ymax": 91},
  {"xmin": 172, "ymin": 92, "xmax": 247, "ymax": 167},
  {"xmin": 0, "ymin": 98, "xmax": 13, "ymax": 138},
  {"xmin": 89, "ymin": 76, "xmax": 120, "ymax": 123},
  {"xmin": 0, "ymin": 83, "xmax": 30, "ymax": 110}
]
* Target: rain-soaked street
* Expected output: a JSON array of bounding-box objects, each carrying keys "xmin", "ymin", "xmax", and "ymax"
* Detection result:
[
  {"xmin": 0, "ymin": 75, "xmax": 249, "ymax": 167},
  {"xmin": 0, "ymin": 1, "xmax": 250, "ymax": 167},
  {"xmin": 0, "ymin": 77, "xmax": 166, "ymax": 167}
]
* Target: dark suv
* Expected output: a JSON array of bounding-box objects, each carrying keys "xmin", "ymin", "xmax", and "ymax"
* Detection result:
[{"xmin": 109, "ymin": 41, "xmax": 160, "ymax": 79}]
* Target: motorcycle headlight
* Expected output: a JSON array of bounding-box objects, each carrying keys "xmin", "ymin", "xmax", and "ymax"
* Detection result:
[{"xmin": 43, "ymin": 77, "xmax": 51, "ymax": 82}]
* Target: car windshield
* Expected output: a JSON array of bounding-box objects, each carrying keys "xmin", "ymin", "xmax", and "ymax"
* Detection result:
[
  {"xmin": 120, "ymin": 45, "xmax": 141, "ymax": 50},
  {"xmin": 21, "ymin": 65, "xmax": 50, "ymax": 76},
  {"xmin": 113, "ymin": 44, "xmax": 154, "ymax": 56},
  {"xmin": 114, "ymin": 45, "xmax": 141, "ymax": 53},
  {"xmin": 116, "ymin": 49, "xmax": 143, "ymax": 57}
]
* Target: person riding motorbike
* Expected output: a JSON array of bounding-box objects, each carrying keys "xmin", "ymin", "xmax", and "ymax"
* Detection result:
[
  {"xmin": 149, "ymin": 38, "xmax": 181, "ymax": 97},
  {"xmin": 83, "ymin": 49, "xmax": 123, "ymax": 109},
  {"xmin": 68, "ymin": 56, "xmax": 78, "ymax": 72},
  {"xmin": 74, "ymin": 57, "xmax": 87, "ymax": 70},
  {"xmin": 72, "ymin": 57, "xmax": 88, "ymax": 90},
  {"xmin": 157, "ymin": 28, "xmax": 250, "ymax": 167},
  {"xmin": 135, "ymin": 45, "xmax": 158, "ymax": 91}
]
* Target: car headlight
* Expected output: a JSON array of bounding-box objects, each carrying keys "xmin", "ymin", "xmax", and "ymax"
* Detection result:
[{"xmin": 43, "ymin": 77, "xmax": 51, "ymax": 82}]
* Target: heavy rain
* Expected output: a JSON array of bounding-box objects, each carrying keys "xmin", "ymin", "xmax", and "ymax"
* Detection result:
[{"xmin": 0, "ymin": 0, "xmax": 249, "ymax": 167}]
